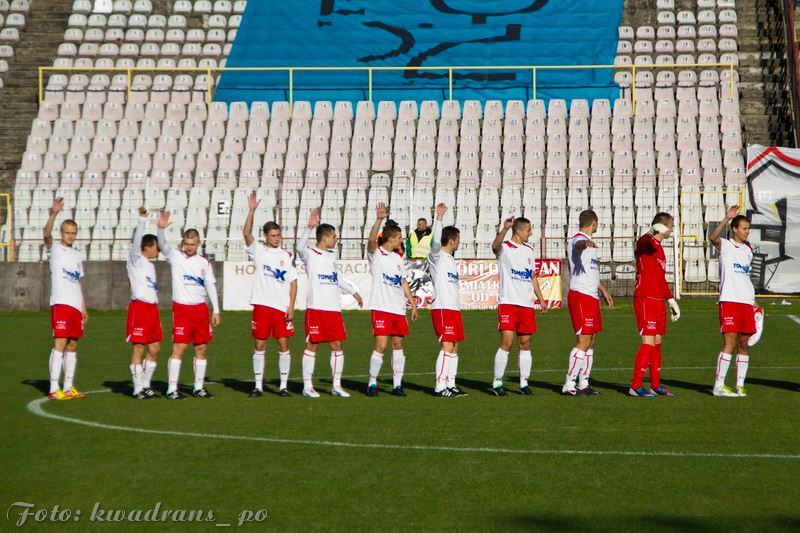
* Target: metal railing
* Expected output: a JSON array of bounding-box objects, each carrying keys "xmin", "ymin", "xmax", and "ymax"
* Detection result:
[{"xmin": 39, "ymin": 62, "xmax": 737, "ymax": 110}]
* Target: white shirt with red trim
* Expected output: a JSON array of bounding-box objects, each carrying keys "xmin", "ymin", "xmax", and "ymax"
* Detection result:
[
  {"xmin": 48, "ymin": 242, "xmax": 84, "ymax": 311},
  {"xmin": 157, "ymin": 230, "xmax": 220, "ymax": 313},
  {"xmin": 428, "ymin": 220, "xmax": 461, "ymax": 311},
  {"xmin": 127, "ymin": 218, "xmax": 158, "ymax": 304},
  {"xmin": 496, "ymin": 240, "xmax": 536, "ymax": 308},
  {"xmin": 718, "ymin": 238, "xmax": 755, "ymax": 305},
  {"xmin": 296, "ymin": 228, "xmax": 358, "ymax": 312},
  {"xmin": 567, "ymin": 231, "xmax": 600, "ymax": 299},
  {"xmin": 368, "ymin": 246, "xmax": 408, "ymax": 315},
  {"xmin": 247, "ymin": 242, "xmax": 297, "ymax": 312}
]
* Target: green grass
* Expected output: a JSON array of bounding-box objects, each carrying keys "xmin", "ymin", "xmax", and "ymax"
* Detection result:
[{"xmin": 3, "ymin": 299, "xmax": 800, "ymax": 531}]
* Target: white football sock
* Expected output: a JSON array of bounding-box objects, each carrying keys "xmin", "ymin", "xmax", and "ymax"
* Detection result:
[
  {"xmin": 519, "ymin": 349, "xmax": 532, "ymax": 388},
  {"xmin": 564, "ymin": 348, "xmax": 586, "ymax": 390},
  {"xmin": 368, "ymin": 351, "xmax": 383, "ymax": 387},
  {"xmin": 580, "ymin": 349, "xmax": 594, "ymax": 388},
  {"xmin": 434, "ymin": 350, "xmax": 446, "ymax": 392},
  {"xmin": 302, "ymin": 350, "xmax": 316, "ymax": 388},
  {"xmin": 48, "ymin": 350, "xmax": 64, "ymax": 393},
  {"xmin": 736, "ymin": 354, "xmax": 749, "ymax": 387},
  {"xmin": 252, "ymin": 350, "xmax": 265, "ymax": 391},
  {"xmin": 330, "ymin": 350, "xmax": 344, "ymax": 388},
  {"xmin": 130, "ymin": 363, "xmax": 143, "ymax": 394},
  {"xmin": 193, "ymin": 358, "xmax": 207, "ymax": 391},
  {"xmin": 167, "ymin": 357, "xmax": 181, "ymax": 394},
  {"xmin": 142, "ymin": 360, "xmax": 157, "ymax": 389},
  {"xmin": 714, "ymin": 352, "xmax": 732, "ymax": 388},
  {"xmin": 278, "ymin": 350, "xmax": 291, "ymax": 389},
  {"xmin": 445, "ymin": 352, "xmax": 458, "ymax": 388},
  {"xmin": 493, "ymin": 348, "xmax": 509, "ymax": 387},
  {"xmin": 63, "ymin": 351, "xmax": 77, "ymax": 390},
  {"xmin": 392, "ymin": 349, "xmax": 405, "ymax": 388}
]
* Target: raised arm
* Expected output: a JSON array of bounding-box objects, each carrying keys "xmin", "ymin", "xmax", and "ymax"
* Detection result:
[
  {"xmin": 130, "ymin": 208, "xmax": 148, "ymax": 257},
  {"xmin": 367, "ymin": 202, "xmax": 389, "ymax": 255},
  {"xmin": 709, "ymin": 206, "xmax": 739, "ymax": 251},
  {"xmin": 296, "ymin": 208, "xmax": 320, "ymax": 264},
  {"xmin": 492, "ymin": 216, "xmax": 515, "ymax": 256},
  {"xmin": 430, "ymin": 203, "xmax": 446, "ymax": 256},
  {"xmin": 242, "ymin": 192, "xmax": 260, "ymax": 247},
  {"xmin": 43, "ymin": 197, "xmax": 64, "ymax": 249},
  {"xmin": 155, "ymin": 211, "xmax": 174, "ymax": 259}
]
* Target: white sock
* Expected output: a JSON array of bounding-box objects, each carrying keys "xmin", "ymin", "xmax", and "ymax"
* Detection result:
[
  {"xmin": 252, "ymin": 350, "xmax": 265, "ymax": 391},
  {"xmin": 48, "ymin": 350, "xmax": 64, "ymax": 393},
  {"xmin": 302, "ymin": 350, "xmax": 315, "ymax": 389},
  {"xmin": 142, "ymin": 360, "xmax": 157, "ymax": 389},
  {"xmin": 445, "ymin": 352, "xmax": 458, "ymax": 388},
  {"xmin": 130, "ymin": 363, "xmax": 143, "ymax": 394},
  {"xmin": 392, "ymin": 349, "xmax": 405, "ymax": 388},
  {"xmin": 63, "ymin": 351, "xmax": 77, "ymax": 390},
  {"xmin": 278, "ymin": 350, "xmax": 291, "ymax": 389},
  {"xmin": 493, "ymin": 348, "xmax": 509, "ymax": 387},
  {"xmin": 564, "ymin": 348, "xmax": 586, "ymax": 390},
  {"xmin": 519, "ymin": 349, "xmax": 532, "ymax": 388},
  {"xmin": 193, "ymin": 357, "xmax": 207, "ymax": 391},
  {"xmin": 434, "ymin": 350, "xmax": 446, "ymax": 392},
  {"xmin": 368, "ymin": 350, "xmax": 383, "ymax": 387},
  {"xmin": 714, "ymin": 352, "xmax": 732, "ymax": 388},
  {"xmin": 330, "ymin": 350, "xmax": 344, "ymax": 389},
  {"xmin": 580, "ymin": 349, "xmax": 594, "ymax": 388},
  {"xmin": 167, "ymin": 358, "xmax": 181, "ymax": 394},
  {"xmin": 736, "ymin": 354, "xmax": 749, "ymax": 387}
]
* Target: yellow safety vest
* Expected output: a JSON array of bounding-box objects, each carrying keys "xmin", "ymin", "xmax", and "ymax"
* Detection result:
[{"xmin": 409, "ymin": 231, "xmax": 433, "ymax": 258}]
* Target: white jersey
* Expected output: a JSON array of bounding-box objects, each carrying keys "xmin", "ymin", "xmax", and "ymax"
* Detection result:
[
  {"xmin": 157, "ymin": 230, "xmax": 220, "ymax": 313},
  {"xmin": 247, "ymin": 241, "xmax": 297, "ymax": 312},
  {"xmin": 718, "ymin": 238, "xmax": 755, "ymax": 305},
  {"xmin": 296, "ymin": 228, "xmax": 358, "ymax": 312},
  {"xmin": 47, "ymin": 242, "xmax": 84, "ymax": 311},
  {"xmin": 428, "ymin": 220, "xmax": 461, "ymax": 311},
  {"xmin": 368, "ymin": 246, "xmax": 408, "ymax": 315},
  {"xmin": 567, "ymin": 232, "xmax": 600, "ymax": 299},
  {"xmin": 127, "ymin": 218, "xmax": 158, "ymax": 304},
  {"xmin": 496, "ymin": 240, "xmax": 536, "ymax": 308}
]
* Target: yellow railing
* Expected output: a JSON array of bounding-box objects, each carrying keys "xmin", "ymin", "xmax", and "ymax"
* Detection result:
[
  {"xmin": 0, "ymin": 193, "xmax": 12, "ymax": 260},
  {"xmin": 39, "ymin": 62, "xmax": 737, "ymax": 110}
]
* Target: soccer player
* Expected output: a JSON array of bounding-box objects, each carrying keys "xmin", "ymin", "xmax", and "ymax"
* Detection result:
[
  {"xmin": 365, "ymin": 202, "xmax": 419, "ymax": 397},
  {"xmin": 157, "ymin": 213, "xmax": 221, "ymax": 399},
  {"xmin": 296, "ymin": 208, "xmax": 363, "ymax": 398},
  {"xmin": 126, "ymin": 208, "xmax": 162, "ymax": 399},
  {"xmin": 562, "ymin": 210, "xmax": 614, "ymax": 396},
  {"xmin": 243, "ymin": 192, "xmax": 298, "ymax": 398},
  {"xmin": 429, "ymin": 203, "xmax": 467, "ymax": 397},
  {"xmin": 709, "ymin": 206, "xmax": 757, "ymax": 397},
  {"xmin": 490, "ymin": 215, "xmax": 551, "ymax": 396},
  {"xmin": 629, "ymin": 212, "xmax": 681, "ymax": 397},
  {"xmin": 43, "ymin": 197, "xmax": 88, "ymax": 400}
]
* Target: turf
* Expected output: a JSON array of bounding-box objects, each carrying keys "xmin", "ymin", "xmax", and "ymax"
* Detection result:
[{"xmin": 3, "ymin": 299, "xmax": 799, "ymax": 531}]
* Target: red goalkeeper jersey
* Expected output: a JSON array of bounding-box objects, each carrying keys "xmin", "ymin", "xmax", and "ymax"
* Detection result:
[{"xmin": 633, "ymin": 233, "xmax": 673, "ymax": 300}]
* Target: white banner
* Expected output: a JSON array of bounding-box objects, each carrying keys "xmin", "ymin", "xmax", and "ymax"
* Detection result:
[{"xmin": 746, "ymin": 145, "xmax": 800, "ymax": 293}]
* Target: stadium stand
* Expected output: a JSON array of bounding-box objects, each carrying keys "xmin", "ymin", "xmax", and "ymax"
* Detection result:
[{"xmin": 0, "ymin": 0, "xmax": 31, "ymax": 90}]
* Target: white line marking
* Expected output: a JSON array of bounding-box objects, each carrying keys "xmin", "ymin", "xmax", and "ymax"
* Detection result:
[
  {"xmin": 27, "ymin": 391, "xmax": 800, "ymax": 461},
  {"xmin": 788, "ymin": 315, "xmax": 800, "ymax": 326}
]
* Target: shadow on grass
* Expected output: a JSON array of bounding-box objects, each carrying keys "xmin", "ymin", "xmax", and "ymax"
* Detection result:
[
  {"xmin": 22, "ymin": 379, "xmax": 50, "ymax": 395},
  {"xmin": 746, "ymin": 377, "xmax": 799, "ymax": 392}
]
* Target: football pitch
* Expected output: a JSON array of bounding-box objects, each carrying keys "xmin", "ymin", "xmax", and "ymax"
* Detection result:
[{"xmin": 3, "ymin": 299, "xmax": 799, "ymax": 531}]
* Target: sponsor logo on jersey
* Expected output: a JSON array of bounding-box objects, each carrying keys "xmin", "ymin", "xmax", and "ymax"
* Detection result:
[
  {"xmin": 382, "ymin": 273, "xmax": 402, "ymax": 287},
  {"xmin": 318, "ymin": 272, "xmax": 338, "ymax": 283},
  {"xmin": 145, "ymin": 275, "xmax": 158, "ymax": 290},
  {"xmin": 62, "ymin": 268, "xmax": 81, "ymax": 283},
  {"xmin": 182, "ymin": 274, "xmax": 205, "ymax": 287},
  {"xmin": 447, "ymin": 271, "xmax": 459, "ymax": 282},
  {"xmin": 510, "ymin": 267, "xmax": 533, "ymax": 281},
  {"xmin": 263, "ymin": 264, "xmax": 288, "ymax": 282},
  {"xmin": 733, "ymin": 262, "xmax": 751, "ymax": 274}
]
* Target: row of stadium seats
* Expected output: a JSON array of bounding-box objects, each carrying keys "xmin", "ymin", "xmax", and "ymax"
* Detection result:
[{"xmin": 0, "ymin": 0, "xmax": 29, "ymax": 89}]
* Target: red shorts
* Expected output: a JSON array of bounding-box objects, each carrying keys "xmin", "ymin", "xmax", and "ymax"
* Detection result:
[
  {"xmin": 172, "ymin": 302, "xmax": 213, "ymax": 345},
  {"xmin": 719, "ymin": 301, "xmax": 757, "ymax": 335},
  {"xmin": 432, "ymin": 309, "xmax": 465, "ymax": 342},
  {"xmin": 497, "ymin": 303, "xmax": 537, "ymax": 334},
  {"xmin": 305, "ymin": 308, "xmax": 347, "ymax": 343},
  {"xmin": 51, "ymin": 304, "xmax": 84, "ymax": 339},
  {"xmin": 567, "ymin": 290, "xmax": 603, "ymax": 335},
  {"xmin": 126, "ymin": 300, "xmax": 163, "ymax": 344},
  {"xmin": 634, "ymin": 297, "xmax": 666, "ymax": 336},
  {"xmin": 252, "ymin": 304, "xmax": 295, "ymax": 339},
  {"xmin": 371, "ymin": 310, "xmax": 409, "ymax": 337}
]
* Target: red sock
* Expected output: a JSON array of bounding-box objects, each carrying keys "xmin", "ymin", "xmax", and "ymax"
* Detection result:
[
  {"xmin": 631, "ymin": 344, "xmax": 652, "ymax": 389},
  {"xmin": 650, "ymin": 343, "xmax": 663, "ymax": 388}
]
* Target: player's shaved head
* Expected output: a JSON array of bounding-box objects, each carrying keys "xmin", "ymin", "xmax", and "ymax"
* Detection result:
[
  {"xmin": 651, "ymin": 212, "xmax": 674, "ymax": 226},
  {"xmin": 60, "ymin": 219, "xmax": 77, "ymax": 231},
  {"xmin": 512, "ymin": 217, "xmax": 531, "ymax": 232},
  {"xmin": 183, "ymin": 228, "xmax": 200, "ymax": 240},
  {"xmin": 579, "ymin": 210, "xmax": 598, "ymax": 229},
  {"xmin": 441, "ymin": 226, "xmax": 460, "ymax": 246}
]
